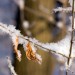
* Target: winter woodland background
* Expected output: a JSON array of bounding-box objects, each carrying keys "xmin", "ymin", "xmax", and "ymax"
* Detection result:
[{"xmin": 0, "ymin": 0, "xmax": 74, "ymax": 75}]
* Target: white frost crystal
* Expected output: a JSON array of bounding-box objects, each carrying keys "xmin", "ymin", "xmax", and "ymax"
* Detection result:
[{"xmin": 7, "ymin": 57, "xmax": 17, "ymax": 75}]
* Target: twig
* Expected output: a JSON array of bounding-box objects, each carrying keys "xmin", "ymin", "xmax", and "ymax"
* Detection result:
[
  {"xmin": 53, "ymin": 7, "xmax": 72, "ymax": 13},
  {"xmin": 66, "ymin": 0, "xmax": 75, "ymax": 75},
  {"xmin": 7, "ymin": 57, "xmax": 17, "ymax": 75},
  {"xmin": 0, "ymin": 23, "xmax": 69, "ymax": 59}
]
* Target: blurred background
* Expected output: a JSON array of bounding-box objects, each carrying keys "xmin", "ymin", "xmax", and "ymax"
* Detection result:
[{"xmin": 0, "ymin": 0, "xmax": 71, "ymax": 75}]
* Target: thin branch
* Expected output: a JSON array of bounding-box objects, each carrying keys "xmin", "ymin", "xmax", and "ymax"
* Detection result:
[
  {"xmin": 66, "ymin": 0, "xmax": 75, "ymax": 75},
  {"xmin": 0, "ymin": 23, "xmax": 69, "ymax": 59},
  {"xmin": 7, "ymin": 57, "xmax": 17, "ymax": 75},
  {"xmin": 21, "ymin": 36, "xmax": 69, "ymax": 58},
  {"xmin": 53, "ymin": 7, "xmax": 72, "ymax": 13},
  {"xmin": 67, "ymin": 0, "xmax": 74, "ymax": 66}
]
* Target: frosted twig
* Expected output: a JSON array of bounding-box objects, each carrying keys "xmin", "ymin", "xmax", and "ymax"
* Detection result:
[
  {"xmin": 66, "ymin": 0, "xmax": 75, "ymax": 75},
  {"xmin": 53, "ymin": 7, "xmax": 72, "ymax": 13},
  {"xmin": 0, "ymin": 22, "xmax": 70, "ymax": 59},
  {"xmin": 7, "ymin": 57, "xmax": 17, "ymax": 75},
  {"xmin": 67, "ymin": 0, "xmax": 74, "ymax": 67},
  {"xmin": 1, "ymin": 21, "xmax": 75, "ymax": 62}
]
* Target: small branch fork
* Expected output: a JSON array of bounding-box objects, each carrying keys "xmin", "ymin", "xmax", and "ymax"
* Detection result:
[{"xmin": 66, "ymin": 0, "xmax": 75, "ymax": 75}]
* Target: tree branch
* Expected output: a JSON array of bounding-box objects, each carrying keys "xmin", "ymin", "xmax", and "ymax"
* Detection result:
[{"xmin": 66, "ymin": 0, "xmax": 75, "ymax": 75}]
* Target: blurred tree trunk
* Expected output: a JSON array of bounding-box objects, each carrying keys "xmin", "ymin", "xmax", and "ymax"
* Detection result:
[
  {"xmin": 15, "ymin": 0, "xmax": 56, "ymax": 75},
  {"xmin": 15, "ymin": 0, "xmax": 68, "ymax": 75}
]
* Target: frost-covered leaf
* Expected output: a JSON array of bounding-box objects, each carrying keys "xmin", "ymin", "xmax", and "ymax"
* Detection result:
[
  {"xmin": 12, "ymin": 36, "xmax": 21, "ymax": 61},
  {"xmin": 26, "ymin": 42, "xmax": 42, "ymax": 64}
]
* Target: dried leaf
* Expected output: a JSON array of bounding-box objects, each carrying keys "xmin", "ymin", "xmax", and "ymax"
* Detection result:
[
  {"xmin": 26, "ymin": 42, "xmax": 42, "ymax": 64},
  {"xmin": 13, "ymin": 36, "xmax": 21, "ymax": 61}
]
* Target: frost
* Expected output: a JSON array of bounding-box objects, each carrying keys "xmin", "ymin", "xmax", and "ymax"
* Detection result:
[
  {"xmin": 7, "ymin": 57, "xmax": 17, "ymax": 75},
  {"xmin": 25, "ymin": 42, "xmax": 42, "ymax": 64},
  {"xmin": 0, "ymin": 23, "xmax": 10, "ymax": 34},
  {"xmin": 8, "ymin": 25, "xmax": 16, "ymax": 32},
  {"xmin": 36, "ymin": 54, "xmax": 42, "ymax": 64},
  {"xmin": 49, "ymin": 34, "xmax": 71, "ymax": 57},
  {"xmin": 24, "ymin": 34, "xmax": 71, "ymax": 58},
  {"xmin": 53, "ymin": 7, "xmax": 72, "ymax": 12},
  {"xmin": 0, "ymin": 23, "xmax": 72, "ymax": 59},
  {"xmin": 17, "ymin": 50, "xmax": 21, "ymax": 61},
  {"xmin": 30, "ymin": 43, "xmax": 37, "ymax": 53}
]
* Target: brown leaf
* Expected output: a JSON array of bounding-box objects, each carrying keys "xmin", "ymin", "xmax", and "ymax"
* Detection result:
[
  {"xmin": 26, "ymin": 42, "xmax": 42, "ymax": 64},
  {"xmin": 26, "ymin": 42, "xmax": 36, "ymax": 60},
  {"xmin": 13, "ymin": 36, "xmax": 21, "ymax": 61}
]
